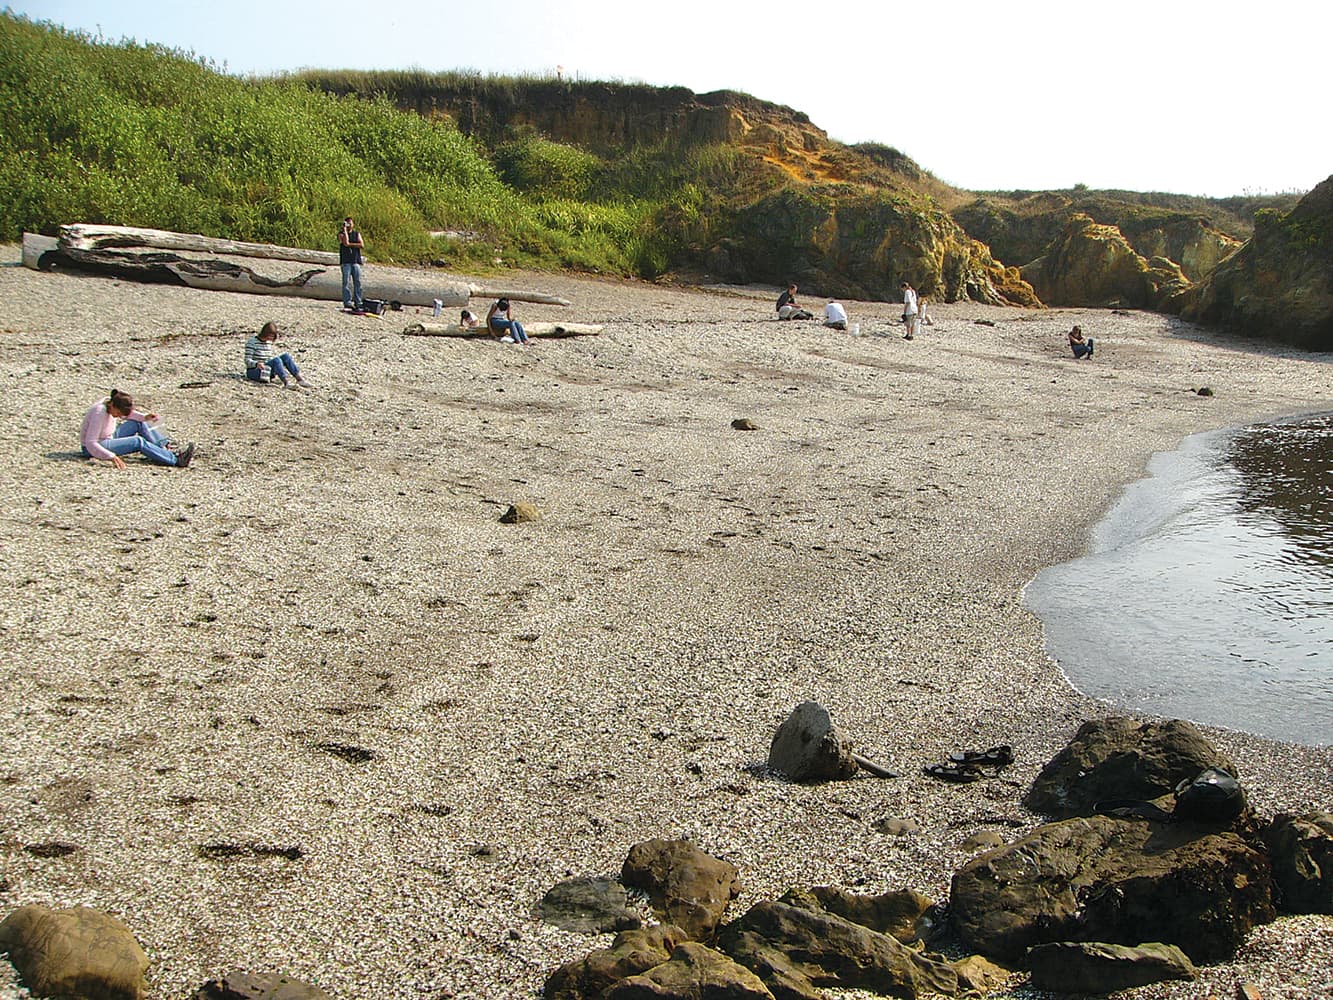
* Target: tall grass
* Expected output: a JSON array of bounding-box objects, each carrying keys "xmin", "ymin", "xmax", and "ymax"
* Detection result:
[{"xmin": 0, "ymin": 12, "xmax": 689, "ymax": 275}]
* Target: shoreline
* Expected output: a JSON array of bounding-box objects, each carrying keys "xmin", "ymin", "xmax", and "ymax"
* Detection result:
[{"xmin": 1, "ymin": 248, "xmax": 1330, "ymax": 999}]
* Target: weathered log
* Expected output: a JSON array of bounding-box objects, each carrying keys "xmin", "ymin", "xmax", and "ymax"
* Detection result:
[
  {"xmin": 403, "ymin": 321, "xmax": 602, "ymax": 338},
  {"xmin": 467, "ymin": 285, "xmax": 574, "ymax": 307},
  {"xmin": 23, "ymin": 235, "xmax": 572, "ymax": 308},
  {"xmin": 60, "ymin": 223, "xmax": 340, "ymax": 265},
  {"xmin": 853, "ymin": 753, "xmax": 901, "ymax": 779}
]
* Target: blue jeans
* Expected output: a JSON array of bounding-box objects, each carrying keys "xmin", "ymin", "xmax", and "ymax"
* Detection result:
[
  {"xmin": 341, "ymin": 263, "xmax": 363, "ymax": 309},
  {"xmin": 1072, "ymin": 338, "xmax": 1094, "ymax": 358},
  {"xmin": 246, "ymin": 353, "xmax": 301, "ymax": 383},
  {"xmin": 490, "ymin": 318, "xmax": 528, "ymax": 343},
  {"xmin": 83, "ymin": 419, "xmax": 176, "ymax": 466}
]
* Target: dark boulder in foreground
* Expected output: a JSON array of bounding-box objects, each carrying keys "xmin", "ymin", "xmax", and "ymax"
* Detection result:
[
  {"xmin": 538, "ymin": 877, "xmax": 642, "ymax": 934},
  {"xmin": 1263, "ymin": 812, "xmax": 1333, "ymax": 914},
  {"xmin": 951, "ymin": 814, "xmax": 1275, "ymax": 963},
  {"xmin": 603, "ymin": 941, "xmax": 772, "ymax": 999},
  {"xmin": 1027, "ymin": 941, "xmax": 1196, "ymax": 993},
  {"xmin": 1023, "ymin": 716, "xmax": 1236, "ymax": 818},
  {"xmin": 0, "ymin": 904, "xmax": 149, "ymax": 1000}
]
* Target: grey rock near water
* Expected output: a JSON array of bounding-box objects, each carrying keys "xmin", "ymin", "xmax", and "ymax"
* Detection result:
[
  {"xmin": 766, "ymin": 701, "xmax": 858, "ymax": 783},
  {"xmin": 1027, "ymin": 941, "xmax": 1197, "ymax": 993},
  {"xmin": 538, "ymin": 877, "xmax": 643, "ymax": 934},
  {"xmin": 620, "ymin": 839, "xmax": 741, "ymax": 941},
  {"xmin": 0, "ymin": 904, "xmax": 149, "ymax": 1000},
  {"xmin": 1023, "ymin": 716, "xmax": 1237, "ymax": 818},
  {"xmin": 951, "ymin": 814, "xmax": 1275, "ymax": 963}
]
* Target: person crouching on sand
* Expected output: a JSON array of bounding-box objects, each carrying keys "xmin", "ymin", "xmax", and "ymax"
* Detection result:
[
  {"xmin": 823, "ymin": 298, "xmax": 848, "ymax": 331},
  {"xmin": 80, "ymin": 389, "xmax": 194, "ymax": 469},
  {"xmin": 1068, "ymin": 325, "xmax": 1095, "ymax": 359},
  {"xmin": 486, "ymin": 298, "xmax": 530, "ymax": 344},
  {"xmin": 245, "ymin": 322, "xmax": 313, "ymax": 388}
]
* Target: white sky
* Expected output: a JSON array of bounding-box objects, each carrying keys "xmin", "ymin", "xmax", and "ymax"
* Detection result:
[{"xmin": 10, "ymin": 0, "xmax": 1331, "ymax": 197}]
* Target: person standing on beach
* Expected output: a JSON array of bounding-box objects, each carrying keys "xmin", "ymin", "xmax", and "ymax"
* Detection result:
[
  {"xmin": 901, "ymin": 281, "xmax": 919, "ymax": 340},
  {"xmin": 79, "ymin": 389, "xmax": 194, "ymax": 469},
  {"xmin": 245, "ymin": 321, "xmax": 314, "ymax": 389},
  {"xmin": 823, "ymin": 298, "xmax": 848, "ymax": 330},
  {"xmin": 338, "ymin": 216, "xmax": 365, "ymax": 312}
]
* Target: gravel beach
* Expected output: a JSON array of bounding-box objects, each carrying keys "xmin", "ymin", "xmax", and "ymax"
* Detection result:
[{"xmin": 1, "ymin": 245, "xmax": 1330, "ymax": 1000}]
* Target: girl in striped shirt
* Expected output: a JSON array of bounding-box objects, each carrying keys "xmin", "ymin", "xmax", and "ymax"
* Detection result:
[{"xmin": 245, "ymin": 322, "xmax": 313, "ymax": 389}]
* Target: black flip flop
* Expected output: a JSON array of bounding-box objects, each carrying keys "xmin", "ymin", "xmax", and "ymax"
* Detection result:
[
  {"xmin": 948, "ymin": 745, "xmax": 1014, "ymax": 769},
  {"xmin": 923, "ymin": 762, "xmax": 982, "ymax": 783}
]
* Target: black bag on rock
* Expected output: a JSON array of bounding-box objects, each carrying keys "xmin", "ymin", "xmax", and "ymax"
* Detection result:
[{"xmin": 1093, "ymin": 767, "xmax": 1246, "ymax": 823}]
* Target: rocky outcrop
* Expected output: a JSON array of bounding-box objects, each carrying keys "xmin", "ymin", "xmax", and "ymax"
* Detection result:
[
  {"xmin": 1026, "ymin": 941, "xmax": 1196, "ymax": 993},
  {"xmin": 0, "ymin": 904, "xmax": 150, "ymax": 1000},
  {"xmin": 950, "ymin": 814, "xmax": 1275, "ymax": 963},
  {"xmin": 1263, "ymin": 812, "xmax": 1333, "ymax": 913},
  {"xmin": 1181, "ymin": 174, "xmax": 1333, "ymax": 350},
  {"xmin": 621, "ymin": 840, "xmax": 741, "ymax": 941},
  {"xmin": 1021, "ymin": 214, "xmax": 1159, "ymax": 307},
  {"xmin": 1023, "ymin": 717, "xmax": 1237, "ymax": 819},
  {"xmin": 776, "ymin": 887, "xmax": 934, "ymax": 944}
]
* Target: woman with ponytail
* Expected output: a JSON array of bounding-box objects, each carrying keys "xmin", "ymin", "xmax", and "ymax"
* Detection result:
[{"xmin": 79, "ymin": 389, "xmax": 195, "ymax": 470}]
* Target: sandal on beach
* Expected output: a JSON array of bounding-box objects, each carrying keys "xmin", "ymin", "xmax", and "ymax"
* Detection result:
[
  {"xmin": 948, "ymin": 745, "xmax": 1014, "ymax": 769},
  {"xmin": 923, "ymin": 761, "xmax": 982, "ymax": 783}
]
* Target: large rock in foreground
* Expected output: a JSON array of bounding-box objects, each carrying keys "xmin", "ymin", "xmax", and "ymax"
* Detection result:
[
  {"xmin": 0, "ymin": 904, "xmax": 149, "ymax": 1000},
  {"xmin": 719, "ymin": 899, "xmax": 958, "ymax": 998},
  {"xmin": 950, "ymin": 815, "xmax": 1275, "ymax": 963},
  {"xmin": 1024, "ymin": 717, "xmax": 1236, "ymax": 818},
  {"xmin": 545, "ymin": 926, "xmax": 687, "ymax": 1000},
  {"xmin": 621, "ymin": 839, "xmax": 740, "ymax": 941},
  {"xmin": 1027, "ymin": 941, "xmax": 1196, "ymax": 993},
  {"xmin": 191, "ymin": 970, "xmax": 333, "ymax": 999},
  {"xmin": 1181, "ymin": 174, "xmax": 1333, "ymax": 350},
  {"xmin": 603, "ymin": 942, "xmax": 774, "ymax": 1000}
]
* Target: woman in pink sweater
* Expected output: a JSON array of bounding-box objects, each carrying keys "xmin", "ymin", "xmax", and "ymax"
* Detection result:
[{"xmin": 79, "ymin": 389, "xmax": 195, "ymax": 469}]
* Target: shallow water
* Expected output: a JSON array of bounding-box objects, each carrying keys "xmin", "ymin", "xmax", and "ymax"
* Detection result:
[{"xmin": 1026, "ymin": 412, "xmax": 1333, "ymax": 747}]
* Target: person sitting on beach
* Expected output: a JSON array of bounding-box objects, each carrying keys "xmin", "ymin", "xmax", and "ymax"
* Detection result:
[
  {"xmin": 460, "ymin": 309, "xmax": 479, "ymax": 330},
  {"xmin": 823, "ymin": 298, "xmax": 848, "ymax": 331},
  {"xmin": 776, "ymin": 282, "xmax": 814, "ymax": 321},
  {"xmin": 1069, "ymin": 325, "xmax": 1095, "ymax": 359},
  {"xmin": 245, "ymin": 322, "xmax": 313, "ymax": 389},
  {"xmin": 919, "ymin": 297, "xmax": 934, "ymax": 326},
  {"xmin": 486, "ymin": 298, "xmax": 530, "ymax": 344},
  {"xmin": 80, "ymin": 388, "xmax": 194, "ymax": 470}
]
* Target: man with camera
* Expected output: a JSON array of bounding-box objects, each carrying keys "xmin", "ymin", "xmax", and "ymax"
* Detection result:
[{"xmin": 338, "ymin": 216, "xmax": 365, "ymax": 312}]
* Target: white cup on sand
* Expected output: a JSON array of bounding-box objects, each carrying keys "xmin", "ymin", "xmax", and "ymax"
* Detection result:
[{"xmin": 850, "ymin": 322, "xmax": 861, "ymax": 337}]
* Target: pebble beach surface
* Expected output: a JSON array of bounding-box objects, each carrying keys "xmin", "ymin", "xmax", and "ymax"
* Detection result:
[{"xmin": 1, "ymin": 245, "xmax": 1330, "ymax": 1000}]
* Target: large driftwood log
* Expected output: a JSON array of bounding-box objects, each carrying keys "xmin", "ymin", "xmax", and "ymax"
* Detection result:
[
  {"xmin": 22, "ymin": 234, "xmax": 573, "ymax": 308},
  {"xmin": 60, "ymin": 223, "xmax": 339, "ymax": 265},
  {"xmin": 403, "ymin": 321, "xmax": 602, "ymax": 338}
]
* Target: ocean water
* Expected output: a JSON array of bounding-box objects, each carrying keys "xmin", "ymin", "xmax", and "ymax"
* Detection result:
[{"xmin": 1025, "ymin": 412, "xmax": 1333, "ymax": 747}]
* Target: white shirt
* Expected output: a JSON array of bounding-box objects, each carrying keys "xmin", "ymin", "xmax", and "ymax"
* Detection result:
[
  {"xmin": 824, "ymin": 302, "xmax": 848, "ymax": 323},
  {"xmin": 903, "ymin": 288, "xmax": 918, "ymax": 315}
]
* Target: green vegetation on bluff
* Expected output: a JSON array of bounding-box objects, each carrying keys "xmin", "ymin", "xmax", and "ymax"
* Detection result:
[{"xmin": 0, "ymin": 13, "xmax": 696, "ymax": 275}]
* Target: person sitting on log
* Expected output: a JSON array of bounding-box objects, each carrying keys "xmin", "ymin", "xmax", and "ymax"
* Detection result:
[
  {"xmin": 486, "ymin": 298, "xmax": 530, "ymax": 344},
  {"xmin": 245, "ymin": 322, "xmax": 314, "ymax": 389},
  {"xmin": 79, "ymin": 389, "xmax": 194, "ymax": 470},
  {"xmin": 776, "ymin": 282, "xmax": 814, "ymax": 320}
]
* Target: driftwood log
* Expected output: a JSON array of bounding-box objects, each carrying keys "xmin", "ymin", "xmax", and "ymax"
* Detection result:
[
  {"xmin": 402, "ymin": 321, "xmax": 602, "ymax": 338},
  {"xmin": 22, "ymin": 232, "xmax": 573, "ymax": 309},
  {"xmin": 60, "ymin": 224, "xmax": 340, "ymax": 265}
]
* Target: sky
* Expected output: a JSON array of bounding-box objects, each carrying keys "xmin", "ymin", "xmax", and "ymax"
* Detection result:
[{"xmin": 9, "ymin": 0, "xmax": 1330, "ymax": 197}]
